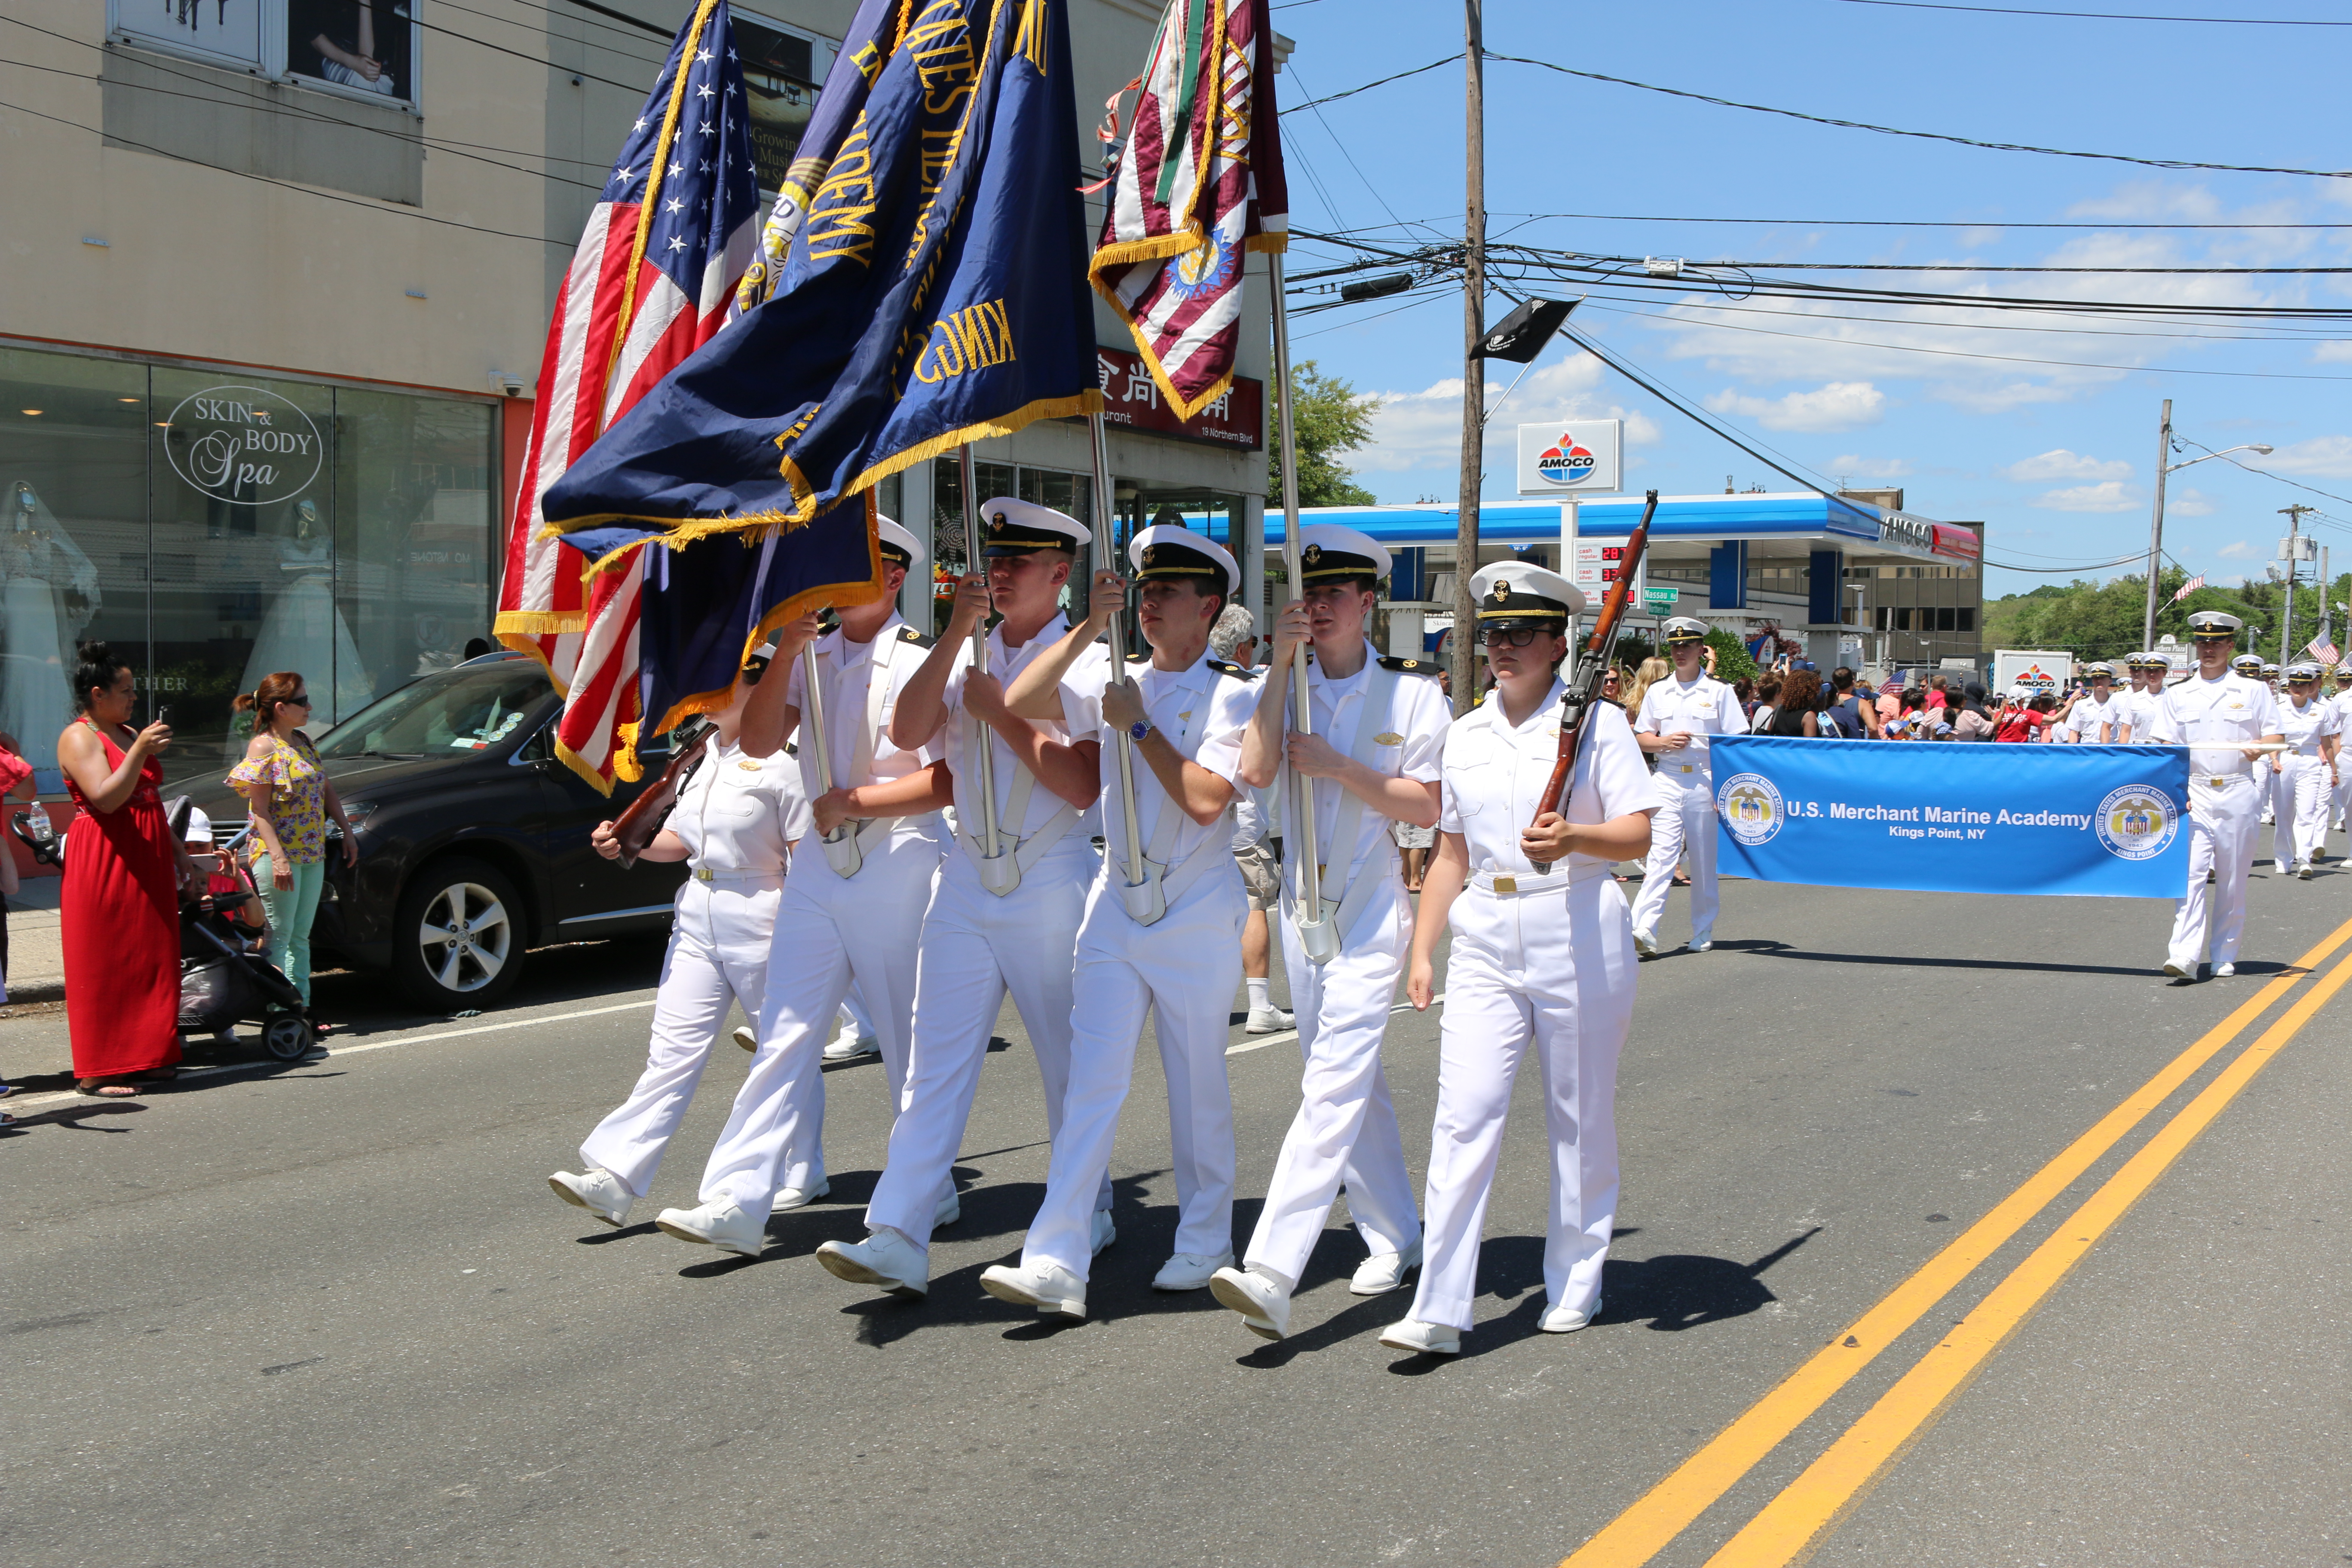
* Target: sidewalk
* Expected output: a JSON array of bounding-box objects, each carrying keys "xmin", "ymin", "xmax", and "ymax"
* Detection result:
[{"xmin": 5, "ymin": 876, "xmax": 63, "ymax": 1006}]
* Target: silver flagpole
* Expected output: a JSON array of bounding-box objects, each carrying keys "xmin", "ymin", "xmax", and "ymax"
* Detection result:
[
  {"xmin": 1268, "ymin": 250, "xmax": 1335, "ymax": 964},
  {"xmin": 799, "ymin": 639, "xmax": 863, "ymax": 877},
  {"xmin": 959, "ymin": 444, "xmax": 1004, "ymax": 869},
  {"xmin": 1087, "ymin": 410, "xmax": 1147, "ymax": 892}
]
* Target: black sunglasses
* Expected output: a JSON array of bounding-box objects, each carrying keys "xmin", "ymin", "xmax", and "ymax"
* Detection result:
[{"xmin": 1482, "ymin": 627, "xmax": 1547, "ymax": 649}]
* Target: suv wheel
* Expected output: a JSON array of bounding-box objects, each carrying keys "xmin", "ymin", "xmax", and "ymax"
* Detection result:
[{"xmin": 394, "ymin": 856, "xmax": 524, "ymax": 1009}]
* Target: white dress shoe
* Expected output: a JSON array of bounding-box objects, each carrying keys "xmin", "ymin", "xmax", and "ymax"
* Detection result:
[
  {"xmin": 548, "ymin": 1167, "xmax": 633, "ymax": 1227},
  {"xmin": 1540, "ymin": 1301, "xmax": 1596, "ymax": 1333},
  {"xmin": 1691, "ymin": 936, "xmax": 1713, "ymax": 953},
  {"xmin": 979, "ymin": 1260, "xmax": 1087, "ymax": 1318},
  {"xmin": 934, "ymin": 1188, "xmax": 961, "ymax": 1228},
  {"xmin": 1632, "ymin": 928, "xmax": 1658, "ymax": 958},
  {"xmin": 1243, "ymin": 1005, "xmax": 1295, "ymax": 1035},
  {"xmin": 1209, "ymin": 1265, "xmax": 1292, "ymax": 1340},
  {"xmin": 822, "ymin": 1026, "xmax": 879, "ymax": 1062},
  {"xmin": 2215, "ymin": 962, "xmax": 2236, "ymax": 978},
  {"xmin": 654, "ymin": 1197, "xmax": 767, "ymax": 1257},
  {"xmin": 1091, "ymin": 1208, "xmax": 1116, "ymax": 1256},
  {"xmin": 1378, "ymin": 1318, "xmax": 1460, "ymax": 1356},
  {"xmin": 2162, "ymin": 961, "xmax": 2192, "ymax": 980},
  {"xmin": 815, "ymin": 1230, "xmax": 928, "ymax": 1298},
  {"xmin": 2299, "ymin": 861, "xmax": 2315, "ymax": 880},
  {"xmin": 1350, "ymin": 1237, "xmax": 1423, "ymax": 1296},
  {"xmin": 770, "ymin": 1177, "xmax": 832, "ymax": 1213},
  {"xmin": 1152, "ymin": 1250, "xmax": 1232, "ymax": 1292},
  {"xmin": 732, "ymin": 1024, "xmax": 758, "ymax": 1053}
]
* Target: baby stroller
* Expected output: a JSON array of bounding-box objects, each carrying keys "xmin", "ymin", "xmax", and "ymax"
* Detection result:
[{"xmin": 172, "ymin": 806, "xmax": 315, "ymax": 1062}]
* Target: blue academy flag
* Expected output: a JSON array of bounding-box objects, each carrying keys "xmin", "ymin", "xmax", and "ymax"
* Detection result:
[
  {"xmin": 1711, "ymin": 735, "xmax": 2191, "ymax": 898},
  {"xmin": 543, "ymin": 0, "xmax": 1100, "ymax": 553}
]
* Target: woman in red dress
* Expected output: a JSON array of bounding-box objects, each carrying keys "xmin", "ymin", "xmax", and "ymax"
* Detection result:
[{"xmin": 56, "ymin": 643, "xmax": 201, "ymax": 1096}]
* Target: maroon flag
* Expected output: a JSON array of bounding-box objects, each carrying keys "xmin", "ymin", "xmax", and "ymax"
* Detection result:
[{"xmin": 1090, "ymin": 0, "xmax": 1288, "ymax": 421}]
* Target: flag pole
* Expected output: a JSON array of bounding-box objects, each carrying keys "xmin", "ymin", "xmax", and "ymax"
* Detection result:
[
  {"xmin": 959, "ymin": 444, "xmax": 1006, "ymax": 874},
  {"xmin": 1087, "ymin": 410, "xmax": 1147, "ymax": 893},
  {"xmin": 1268, "ymin": 250, "xmax": 1335, "ymax": 964}
]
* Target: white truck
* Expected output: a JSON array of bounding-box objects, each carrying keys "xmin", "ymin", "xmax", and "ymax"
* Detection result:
[{"xmin": 1993, "ymin": 649, "xmax": 2074, "ymax": 695}]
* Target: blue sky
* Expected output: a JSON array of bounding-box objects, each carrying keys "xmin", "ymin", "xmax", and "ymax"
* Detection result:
[{"xmin": 1265, "ymin": 0, "xmax": 2352, "ymax": 598}]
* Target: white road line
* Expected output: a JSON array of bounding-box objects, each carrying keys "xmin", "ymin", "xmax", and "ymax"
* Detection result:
[
  {"xmin": 1225, "ymin": 995, "xmax": 1439, "ymax": 1057},
  {"xmin": 2, "ymin": 996, "xmax": 659, "ymax": 1114}
]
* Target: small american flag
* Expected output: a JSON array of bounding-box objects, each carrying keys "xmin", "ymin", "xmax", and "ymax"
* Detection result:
[
  {"xmin": 2171, "ymin": 573, "xmax": 2205, "ymax": 603},
  {"xmin": 496, "ymin": 0, "xmax": 759, "ymax": 790},
  {"xmin": 2306, "ymin": 637, "xmax": 2340, "ymax": 666}
]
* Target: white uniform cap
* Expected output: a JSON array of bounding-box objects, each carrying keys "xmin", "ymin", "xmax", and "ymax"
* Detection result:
[
  {"xmin": 2231, "ymin": 653, "xmax": 2265, "ymax": 673},
  {"xmin": 1130, "ymin": 523, "xmax": 1239, "ymax": 597},
  {"xmin": 875, "ymin": 513, "xmax": 925, "ymax": 571},
  {"xmin": 2082, "ymin": 661, "xmax": 2116, "ymax": 678},
  {"xmin": 2286, "ymin": 661, "xmax": 2323, "ymax": 681},
  {"xmin": 2188, "ymin": 609, "xmax": 2242, "ymax": 636},
  {"xmin": 183, "ymin": 806, "xmax": 213, "ymax": 843},
  {"xmin": 1296, "ymin": 522, "xmax": 1392, "ymax": 585},
  {"xmin": 1662, "ymin": 615, "xmax": 1710, "ymax": 643},
  {"xmin": 976, "ymin": 496, "xmax": 1090, "ymax": 555},
  {"xmin": 1467, "ymin": 560, "xmax": 1586, "ymax": 620}
]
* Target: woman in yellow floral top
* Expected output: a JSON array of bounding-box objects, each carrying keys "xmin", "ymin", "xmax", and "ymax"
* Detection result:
[{"xmin": 227, "ymin": 670, "xmax": 356, "ymax": 1007}]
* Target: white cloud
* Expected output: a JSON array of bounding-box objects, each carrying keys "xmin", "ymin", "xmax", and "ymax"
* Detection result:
[
  {"xmin": 2168, "ymin": 487, "xmax": 2216, "ymax": 517},
  {"xmin": 1702, "ymin": 381, "xmax": 1885, "ymax": 433},
  {"xmin": 2031, "ymin": 481, "xmax": 2141, "ymax": 512},
  {"xmin": 2215, "ymin": 540, "xmax": 2258, "ymax": 559},
  {"xmin": 2312, "ymin": 342, "xmax": 2352, "ymax": 364},
  {"xmin": 1826, "ymin": 455, "xmax": 1913, "ymax": 480},
  {"xmin": 1354, "ymin": 353, "xmax": 1663, "ymax": 475},
  {"xmin": 2000, "ymin": 449, "xmax": 2133, "ymax": 484},
  {"xmin": 2258, "ymin": 435, "xmax": 2352, "ymax": 478}
]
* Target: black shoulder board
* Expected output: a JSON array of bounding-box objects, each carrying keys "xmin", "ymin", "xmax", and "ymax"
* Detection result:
[
  {"xmin": 1379, "ymin": 655, "xmax": 1439, "ymax": 676},
  {"xmin": 897, "ymin": 624, "xmax": 935, "ymax": 649},
  {"xmin": 1207, "ymin": 658, "xmax": 1260, "ymax": 680}
]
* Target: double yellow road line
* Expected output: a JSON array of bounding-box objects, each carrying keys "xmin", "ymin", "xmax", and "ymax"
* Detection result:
[{"xmin": 1564, "ymin": 914, "xmax": 2352, "ymax": 1568}]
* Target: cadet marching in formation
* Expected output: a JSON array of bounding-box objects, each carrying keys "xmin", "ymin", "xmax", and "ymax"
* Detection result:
[{"xmin": 544, "ymin": 520, "xmax": 2306, "ymax": 1356}]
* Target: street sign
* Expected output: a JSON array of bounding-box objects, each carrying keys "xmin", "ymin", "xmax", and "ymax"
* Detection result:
[{"xmin": 1643, "ymin": 587, "xmax": 1679, "ymax": 614}]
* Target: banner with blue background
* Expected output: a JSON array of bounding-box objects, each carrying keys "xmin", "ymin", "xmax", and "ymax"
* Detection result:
[{"xmin": 1710, "ymin": 736, "xmax": 2189, "ymax": 898}]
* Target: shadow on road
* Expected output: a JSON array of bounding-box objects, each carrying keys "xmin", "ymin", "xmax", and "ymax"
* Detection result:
[{"xmin": 1715, "ymin": 938, "xmax": 2159, "ymax": 980}]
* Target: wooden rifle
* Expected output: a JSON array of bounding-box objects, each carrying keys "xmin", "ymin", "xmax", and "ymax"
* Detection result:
[
  {"xmin": 1527, "ymin": 489, "xmax": 1657, "ymax": 873},
  {"xmin": 610, "ymin": 717, "xmax": 714, "ymax": 869}
]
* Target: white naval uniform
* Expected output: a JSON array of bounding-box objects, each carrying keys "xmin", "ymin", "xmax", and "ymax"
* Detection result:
[
  {"xmin": 577, "ymin": 737, "xmax": 808, "ymax": 1196},
  {"xmin": 1242, "ymin": 648, "xmax": 1449, "ymax": 1286},
  {"xmin": 1627, "ymin": 671, "xmax": 1749, "ymax": 947},
  {"xmin": 2276, "ymin": 695, "xmax": 2340, "ymax": 867},
  {"xmin": 862, "ymin": 619, "xmax": 1112, "ymax": 1248},
  {"xmin": 1012, "ymin": 651, "xmax": 1256, "ymax": 1280},
  {"xmin": 2152, "ymin": 672, "xmax": 2281, "ymax": 973},
  {"xmin": 1407, "ymin": 689, "xmax": 1663, "ymax": 1333},
  {"xmin": 2334, "ymin": 689, "xmax": 2352, "ymax": 834},
  {"xmin": 2116, "ymin": 686, "xmax": 2164, "ymax": 745},
  {"xmin": 2062, "ymin": 694, "xmax": 2122, "ymax": 743},
  {"xmin": 696, "ymin": 616, "xmax": 945, "ymax": 1210}
]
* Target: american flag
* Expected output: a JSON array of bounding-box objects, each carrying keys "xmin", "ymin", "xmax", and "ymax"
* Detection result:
[
  {"xmin": 496, "ymin": 0, "xmax": 760, "ymax": 790},
  {"xmin": 2171, "ymin": 573, "xmax": 2205, "ymax": 603},
  {"xmin": 2306, "ymin": 637, "xmax": 2340, "ymax": 666}
]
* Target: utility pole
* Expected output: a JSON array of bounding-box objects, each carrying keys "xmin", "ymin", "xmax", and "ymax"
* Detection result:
[
  {"xmin": 2140, "ymin": 398, "xmax": 2171, "ymax": 651},
  {"xmin": 2281, "ymin": 503, "xmax": 2315, "ymax": 665},
  {"xmin": 1450, "ymin": 0, "xmax": 1485, "ymax": 716}
]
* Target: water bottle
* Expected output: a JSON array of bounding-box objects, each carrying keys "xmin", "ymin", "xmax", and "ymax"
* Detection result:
[{"xmin": 23, "ymin": 800, "xmax": 54, "ymax": 848}]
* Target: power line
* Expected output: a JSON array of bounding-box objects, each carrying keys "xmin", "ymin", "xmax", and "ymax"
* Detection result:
[
  {"xmin": 0, "ymin": 92, "xmax": 566, "ymax": 246},
  {"xmin": 1280, "ymin": 56, "xmax": 1454, "ymax": 116},
  {"xmin": 1828, "ymin": 0, "xmax": 2352, "ymax": 23},
  {"xmin": 1490, "ymin": 209, "xmax": 2352, "ymax": 233},
  {"xmin": 1484, "ymin": 52, "xmax": 2352, "ymax": 180}
]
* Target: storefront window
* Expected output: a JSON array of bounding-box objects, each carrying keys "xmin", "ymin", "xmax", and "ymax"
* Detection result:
[{"xmin": 0, "ymin": 349, "xmax": 149, "ymax": 789}]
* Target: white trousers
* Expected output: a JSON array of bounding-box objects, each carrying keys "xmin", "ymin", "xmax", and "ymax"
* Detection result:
[
  {"xmin": 1243, "ymin": 870, "xmax": 1421, "ymax": 1283},
  {"xmin": 2334, "ymin": 766, "xmax": 2352, "ymax": 832},
  {"xmin": 1408, "ymin": 874, "xmax": 1638, "ymax": 1333},
  {"xmin": 1017, "ymin": 863, "xmax": 1247, "ymax": 1280},
  {"xmin": 865, "ymin": 842, "xmax": 1108, "ymax": 1248},
  {"xmin": 2268, "ymin": 760, "xmax": 2297, "ymax": 868},
  {"xmin": 698, "ymin": 824, "xmax": 941, "ymax": 1209},
  {"xmin": 2282, "ymin": 754, "xmax": 2334, "ymax": 866},
  {"xmin": 1628, "ymin": 770, "xmax": 1718, "ymax": 943},
  {"xmin": 2167, "ymin": 778, "xmax": 2259, "ymax": 971},
  {"xmin": 579, "ymin": 877, "xmax": 777, "ymax": 1197}
]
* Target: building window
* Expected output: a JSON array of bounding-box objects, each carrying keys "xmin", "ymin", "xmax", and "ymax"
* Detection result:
[
  {"xmin": 734, "ymin": 10, "xmax": 833, "ymax": 198},
  {"xmin": 1957, "ymin": 607, "xmax": 1975, "ymax": 632},
  {"xmin": 286, "ymin": 0, "xmax": 416, "ymax": 105}
]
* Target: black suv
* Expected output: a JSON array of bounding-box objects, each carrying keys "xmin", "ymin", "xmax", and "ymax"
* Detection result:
[{"xmin": 184, "ymin": 653, "xmax": 687, "ymax": 1010}]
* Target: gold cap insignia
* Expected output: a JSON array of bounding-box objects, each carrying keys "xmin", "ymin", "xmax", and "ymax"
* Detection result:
[
  {"xmin": 1494, "ymin": 581, "xmax": 1512, "ymax": 603},
  {"xmin": 989, "ymin": 513, "xmax": 1006, "ymax": 533},
  {"xmin": 1305, "ymin": 543, "xmax": 1322, "ymax": 564},
  {"xmin": 1143, "ymin": 545, "xmax": 1160, "ymax": 567}
]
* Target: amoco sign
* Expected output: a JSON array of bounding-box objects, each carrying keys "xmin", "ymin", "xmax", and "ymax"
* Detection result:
[{"xmin": 165, "ymin": 385, "xmax": 323, "ymax": 505}]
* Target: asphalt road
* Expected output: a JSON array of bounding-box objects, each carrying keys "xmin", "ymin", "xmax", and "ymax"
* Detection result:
[{"xmin": 4, "ymin": 846, "xmax": 2349, "ymax": 1568}]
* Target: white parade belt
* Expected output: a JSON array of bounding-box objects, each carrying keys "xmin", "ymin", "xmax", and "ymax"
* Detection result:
[
  {"xmin": 1468, "ymin": 862, "xmax": 1608, "ymax": 897},
  {"xmin": 691, "ymin": 866, "xmax": 784, "ymax": 887}
]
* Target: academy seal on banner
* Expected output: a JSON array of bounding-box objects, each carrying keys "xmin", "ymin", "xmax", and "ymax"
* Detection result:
[{"xmin": 1710, "ymin": 736, "xmax": 2189, "ymax": 898}]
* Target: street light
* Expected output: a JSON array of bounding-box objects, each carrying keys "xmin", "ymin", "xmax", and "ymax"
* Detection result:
[{"xmin": 2139, "ymin": 399, "xmax": 2272, "ymax": 648}]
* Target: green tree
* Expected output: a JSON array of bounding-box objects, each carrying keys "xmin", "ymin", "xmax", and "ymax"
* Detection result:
[{"xmin": 1270, "ymin": 359, "xmax": 1380, "ymax": 508}]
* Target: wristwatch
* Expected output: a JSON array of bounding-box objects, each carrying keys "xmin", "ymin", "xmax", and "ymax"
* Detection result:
[{"xmin": 1128, "ymin": 719, "xmax": 1154, "ymax": 743}]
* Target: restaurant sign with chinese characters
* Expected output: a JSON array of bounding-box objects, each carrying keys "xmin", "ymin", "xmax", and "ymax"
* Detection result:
[{"xmin": 1094, "ymin": 347, "xmax": 1262, "ymax": 450}]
